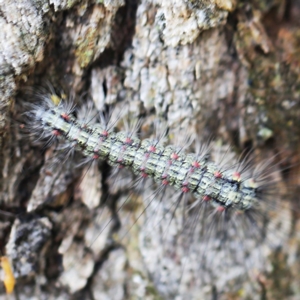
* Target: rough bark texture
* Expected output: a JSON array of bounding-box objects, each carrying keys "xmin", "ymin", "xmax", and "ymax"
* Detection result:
[{"xmin": 0, "ymin": 0, "xmax": 300, "ymax": 299}]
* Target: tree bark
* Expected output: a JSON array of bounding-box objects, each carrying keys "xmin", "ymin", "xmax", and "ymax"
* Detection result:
[{"xmin": 0, "ymin": 0, "xmax": 300, "ymax": 299}]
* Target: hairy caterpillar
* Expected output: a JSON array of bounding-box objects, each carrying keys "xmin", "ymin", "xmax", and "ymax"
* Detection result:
[
  {"xmin": 27, "ymin": 97, "xmax": 265, "ymax": 213},
  {"xmin": 15, "ymin": 93, "xmax": 293, "ymax": 299}
]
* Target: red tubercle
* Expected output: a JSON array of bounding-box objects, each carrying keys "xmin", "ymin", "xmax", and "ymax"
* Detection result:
[
  {"xmin": 232, "ymin": 171, "xmax": 241, "ymax": 181},
  {"xmin": 144, "ymin": 153, "xmax": 150, "ymax": 159},
  {"xmin": 148, "ymin": 145, "xmax": 156, "ymax": 152},
  {"xmin": 141, "ymin": 172, "xmax": 148, "ymax": 178},
  {"xmin": 162, "ymin": 179, "xmax": 169, "ymax": 186},
  {"xmin": 92, "ymin": 153, "xmax": 99, "ymax": 160},
  {"xmin": 192, "ymin": 161, "xmax": 200, "ymax": 168},
  {"xmin": 102, "ymin": 130, "xmax": 109, "ymax": 137},
  {"xmin": 203, "ymin": 195, "xmax": 211, "ymax": 202},
  {"xmin": 181, "ymin": 186, "xmax": 189, "ymax": 193},
  {"xmin": 216, "ymin": 206, "xmax": 225, "ymax": 212},
  {"xmin": 60, "ymin": 112, "xmax": 70, "ymax": 121},
  {"xmin": 52, "ymin": 129, "xmax": 61, "ymax": 136},
  {"xmin": 125, "ymin": 137, "xmax": 132, "ymax": 144},
  {"xmin": 171, "ymin": 152, "xmax": 179, "ymax": 160},
  {"xmin": 214, "ymin": 171, "xmax": 222, "ymax": 178}
]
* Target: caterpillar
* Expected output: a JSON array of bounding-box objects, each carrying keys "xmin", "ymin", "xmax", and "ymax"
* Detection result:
[
  {"xmin": 16, "ymin": 93, "xmax": 293, "ymax": 298},
  {"xmin": 1, "ymin": 0, "xmax": 300, "ymax": 297},
  {"xmin": 27, "ymin": 97, "xmax": 265, "ymax": 213}
]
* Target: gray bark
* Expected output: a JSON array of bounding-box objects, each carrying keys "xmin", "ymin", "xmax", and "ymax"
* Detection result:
[{"xmin": 0, "ymin": 0, "xmax": 300, "ymax": 299}]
